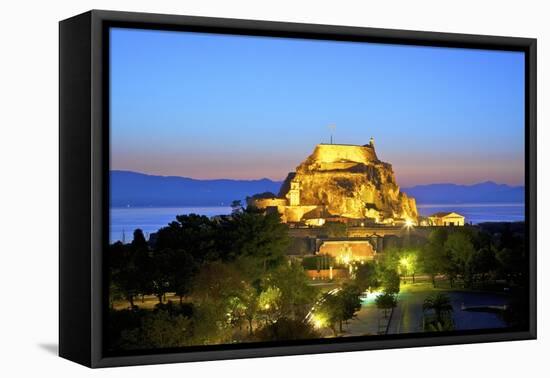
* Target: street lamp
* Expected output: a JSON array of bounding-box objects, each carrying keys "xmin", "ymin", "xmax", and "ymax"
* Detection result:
[
  {"xmin": 399, "ymin": 256, "xmax": 410, "ymax": 284},
  {"xmin": 311, "ymin": 314, "xmax": 326, "ymax": 329},
  {"xmin": 404, "ymin": 219, "xmax": 414, "ymax": 248}
]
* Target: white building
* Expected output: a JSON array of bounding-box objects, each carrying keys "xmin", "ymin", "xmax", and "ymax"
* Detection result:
[{"xmin": 428, "ymin": 212, "xmax": 465, "ymax": 226}]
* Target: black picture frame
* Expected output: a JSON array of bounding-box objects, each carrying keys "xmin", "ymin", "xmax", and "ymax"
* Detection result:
[{"xmin": 59, "ymin": 9, "xmax": 537, "ymax": 368}]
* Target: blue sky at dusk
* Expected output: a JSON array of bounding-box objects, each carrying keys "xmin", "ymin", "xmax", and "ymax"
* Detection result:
[{"xmin": 110, "ymin": 27, "xmax": 525, "ymax": 187}]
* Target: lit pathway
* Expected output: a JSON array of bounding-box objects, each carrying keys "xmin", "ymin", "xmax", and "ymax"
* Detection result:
[
  {"xmin": 343, "ymin": 292, "xmax": 390, "ymax": 336},
  {"xmin": 387, "ymin": 283, "xmax": 437, "ymax": 334}
]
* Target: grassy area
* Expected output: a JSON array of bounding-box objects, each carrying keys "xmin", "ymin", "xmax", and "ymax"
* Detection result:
[
  {"xmin": 400, "ymin": 275, "xmax": 510, "ymax": 294},
  {"xmin": 112, "ymin": 294, "xmax": 183, "ymax": 310}
]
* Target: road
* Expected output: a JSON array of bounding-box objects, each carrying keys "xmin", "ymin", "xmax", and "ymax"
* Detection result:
[
  {"xmin": 387, "ymin": 283, "xmax": 435, "ymax": 334},
  {"xmin": 343, "ymin": 291, "xmax": 391, "ymax": 336}
]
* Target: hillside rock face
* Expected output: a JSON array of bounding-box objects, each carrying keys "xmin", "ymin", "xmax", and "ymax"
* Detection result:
[{"xmin": 278, "ymin": 142, "xmax": 418, "ymax": 223}]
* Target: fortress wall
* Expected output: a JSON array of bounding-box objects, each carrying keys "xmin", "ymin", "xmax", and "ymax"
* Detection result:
[
  {"xmin": 284, "ymin": 205, "xmax": 321, "ymax": 222},
  {"xmin": 311, "ymin": 144, "xmax": 378, "ymax": 164},
  {"xmin": 252, "ymin": 198, "xmax": 287, "ymax": 209},
  {"xmin": 319, "ymin": 240, "xmax": 376, "ymax": 261},
  {"xmin": 317, "ymin": 161, "xmax": 358, "ymax": 171}
]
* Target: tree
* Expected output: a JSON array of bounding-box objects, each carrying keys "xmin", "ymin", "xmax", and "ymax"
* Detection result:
[
  {"xmin": 155, "ymin": 214, "xmax": 218, "ymax": 263},
  {"xmin": 109, "ymin": 232, "xmax": 151, "ymax": 307},
  {"xmin": 419, "ymin": 241, "xmax": 445, "ymax": 287},
  {"xmin": 219, "ymin": 208, "xmax": 290, "ymax": 271},
  {"xmin": 353, "ymin": 261, "xmax": 380, "ymax": 292},
  {"xmin": 131, "ymin": 228, "xmax": 148, "ymax": 249},
  {"xmin": 150, "ymin": 248, "xmax": 173, "ymax": 303},
  {"xmin": 424, "ymin": 319, "xmax": 454, "ymax": 332},
  {"xmin": 495, "ymin": 224, "xmax": 526, "ymax": 285},
  {"xmin": 268, "ymin": 262, "xmax": 318, "ymax": 320},
  {"xmin": 241, "ymin": 285, "xmax": 260, "ymax": 336},
  {"xmin": 258, "ymin": 286, "xmax": 283, "ymax": 323},
  {"xmin": 398, "ymin": 251, "xmax": 418, "ymax": 284},
  {"xmin": 191, "ymin": 262, "xmax": 251, "ymax": 344},
  {"xmin": 316, "ymin": 294, "xmax": 341, "ymax": 336},
  {"xmin": 109, "ymin": 280, "xmax": 125, "ymax": 309},
  {"xmin": 109, "ymin": 242, "xmax": 137, "ymax": 307},
  {"xmin": 250, "ymin": 191, "xmax": 277, "ymax": 198},
  {"xmin": 119, "ymin": 310, "xmax": 193, "ymax": 349},
  {"xmin": 375, "ymin": 293, "xmax": 397, "ymax": 318},
  {"xmin": 469, "ymin": 247, "xmax": 498, "ymax": 285},
  {"xmin": 496, "ymin": 243, "xmax": 527, "ymax": 287},
  {"xmin": 316, "ymin": 284, "xmax": 362, "ymax": 335},
  {"xmin": 230, "ymin": 199, "xmax": 243, "ymax": 214},
  {"xmin": 445, "ymin": 231, "xmax": 475, "ymax": 287},
  {"xmin": 192, "ymin": 262, "xmax": 247, "ymax": 303},
  {"xmin": 380, "ymin": 268, "xmax": 401, "ymax": 295},
  {"xmin": 338, "ymin": 284, "xmax": 363, "ymax": 332},
  {"xmin": 226, "ymin": 295, "xmax": 248, "ymax": 331},
  {"xmin": 170, "ymin": 249, "xmax": 196, "ymax": 304},
  {"xmin": 378, "ymin": 247, "xmax": 401, "ymax": 272},
  {"xmin": 423, "ymin": 293, "xmax": 453, "ymax": 324},
  {"xmin": 416, "ymin": 228, "xmax": 449, "ymax": 287},
  {"xmin": 429, "ymin": 228, "xmax": 448, "ymax": 247},
  {"xmin": 131, "ymin": 229, "xmax": 154, "ymax": 302},
  {"xmin": 254, "ymin": 318, "xmax": 319, "ymax": 341}
]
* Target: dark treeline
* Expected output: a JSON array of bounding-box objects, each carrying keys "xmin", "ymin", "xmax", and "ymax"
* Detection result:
[
  {"xmin": 108, "ymin": 215, "xmax": 528, "ymax": 350},
  {"xmin": 380, "ymin": 223, "xmax": 529, "ymax": 330},
  {"xmin": 416, "ymin": 223, "xmax": 527, "ymax": 290},
  {"xmin": 108, "ymin": 207, "xmax": 320, "ymax": 350},
  {"xmin": 310, "ymin": 222, "xmax": 528, "ymax": 333}
]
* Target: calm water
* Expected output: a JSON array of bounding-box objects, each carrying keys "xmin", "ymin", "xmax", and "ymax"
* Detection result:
[
  {"xmin": 110, "ymin": 206, "xmax": 232, "ymax": 243},
  {"xmin": 447, "ymin": 290, "xmax": 509, "ymax": 330},
  {"xmin": 110, "ymin": 203, "xmax": 524, "ymax": 242},
  {"xmin": 417, "ymin": 203, "xmax": 525, "ymax": 224},
  {"xmin": 384, "ymin": 288, "xmax": 509, "ymax": 335}
]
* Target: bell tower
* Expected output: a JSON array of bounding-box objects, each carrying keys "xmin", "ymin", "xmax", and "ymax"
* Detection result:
[{"xmin": 287, "ymin": 179, "xmax": 301, "ymax": 206}]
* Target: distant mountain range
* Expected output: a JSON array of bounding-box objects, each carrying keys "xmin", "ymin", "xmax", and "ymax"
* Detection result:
[
  {"xmin": 402, "ymin": 181, "xmax": 524, "ymax": 204},
  {"xmin": 110, "ymin": 171, "xmax": 524, "ymax": 207},
  {"xmin": 110, "ymin": 170, "xmax": 282, "ymax": 207}
]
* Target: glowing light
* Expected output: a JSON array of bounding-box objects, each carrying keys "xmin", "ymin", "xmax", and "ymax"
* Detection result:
[
  {"xmin": 311, "ymin": 314, "xmax": 327, "ymax": 329},
  {"xmin": 340, "ymin": 254, "xmax": 351, "ymax": 266},
  {"xmin": 405, "ymin": 219, "xmax": 414, "ymax": 228}
]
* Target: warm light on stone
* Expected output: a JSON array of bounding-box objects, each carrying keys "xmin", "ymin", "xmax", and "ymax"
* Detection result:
[
  {"xmin": 249, "ymin": 141, "xmax": 418, "ymax": 224},
  {"xmin": 319, "ymin": 240, "xmax": 376, "ymax": 263}
]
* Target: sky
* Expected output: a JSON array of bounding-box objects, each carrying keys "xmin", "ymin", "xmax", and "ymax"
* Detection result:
[{"xmin": 110, "ymin": 27, "xmax": 525, "ymax": 187}]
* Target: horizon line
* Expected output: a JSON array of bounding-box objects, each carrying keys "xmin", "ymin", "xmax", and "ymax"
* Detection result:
[{"xmin": 110, "ymin": 169, "xmax": 525, "ymax": 188}]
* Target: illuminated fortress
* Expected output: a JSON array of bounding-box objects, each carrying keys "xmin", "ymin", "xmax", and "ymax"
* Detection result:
[{"xmin": 248, "ymin": 139, "xmax": 418, "ymax": 225}]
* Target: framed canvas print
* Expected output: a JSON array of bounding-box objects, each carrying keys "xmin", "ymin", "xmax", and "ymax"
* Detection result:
[{"xmin": 59, "ymin": 10, "xmax": 537, "ymax": 368}]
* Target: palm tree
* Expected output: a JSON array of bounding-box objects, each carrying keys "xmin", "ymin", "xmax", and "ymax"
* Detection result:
[
  {"xmin": 423, "ymin": 293, "xmax": 453, "ymax": 324},
  {"xmin": 425, "ymin": 319, "xmax": 454, "ymax": 332}
]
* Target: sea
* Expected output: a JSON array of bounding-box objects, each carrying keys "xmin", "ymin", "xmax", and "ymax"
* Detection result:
[
  {"xmin": 110, "ymin": 203, "xmax": 525, "ymax": 243},
  {"xmin": 416, "ymin": 203, "xmax": 525, "ymax": 224}
]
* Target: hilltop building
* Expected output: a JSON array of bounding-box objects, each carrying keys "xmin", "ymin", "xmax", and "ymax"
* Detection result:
[{"xmin": 248, "ymin": 140, "xmax": 418, "ymax": 225}]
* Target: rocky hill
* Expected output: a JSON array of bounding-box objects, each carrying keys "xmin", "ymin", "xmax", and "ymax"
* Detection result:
[{"xmin": 277, "ymin": 142, "xmax": 418, "ymax": 222}]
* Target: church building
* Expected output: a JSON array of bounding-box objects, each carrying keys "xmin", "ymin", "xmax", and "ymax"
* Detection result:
[{"xmin": 427, "ymin": 212, "xmax": 465, "ymax": 226}]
